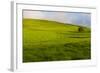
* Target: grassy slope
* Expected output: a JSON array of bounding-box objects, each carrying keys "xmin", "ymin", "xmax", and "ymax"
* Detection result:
[{"xmin": 23, "ymin": 19, "xmax": 91, "ymax": 62}]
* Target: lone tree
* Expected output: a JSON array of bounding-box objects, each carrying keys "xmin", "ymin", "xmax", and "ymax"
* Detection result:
[{"xmin": 78, "ymin": 26, "xmax": 84, "ymax": 32}]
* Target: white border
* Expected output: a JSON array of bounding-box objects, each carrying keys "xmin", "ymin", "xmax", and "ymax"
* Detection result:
[{"xmin": 11, "ymin": 1, "xmax": 97, "ymax": 72}]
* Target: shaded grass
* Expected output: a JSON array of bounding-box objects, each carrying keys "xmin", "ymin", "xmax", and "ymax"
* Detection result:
[{"xmin": 23, "ymin": 42, "xmax": 90, "ymax": 62}]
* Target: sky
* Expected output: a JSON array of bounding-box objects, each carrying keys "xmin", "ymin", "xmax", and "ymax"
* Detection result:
[{"xmin": 23, "ymin": 10, "xmax": 91, "ymax": 27}]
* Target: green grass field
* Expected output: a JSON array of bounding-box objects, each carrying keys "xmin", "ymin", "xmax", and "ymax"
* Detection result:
[{"xmin": 23, "ymin": 19, "xmax": 91, "ymax": 62}]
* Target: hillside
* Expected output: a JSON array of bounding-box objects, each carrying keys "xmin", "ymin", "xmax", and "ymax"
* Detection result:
[{"xmin": 23, "ymin": 19, "xmax": 91, "ymax": 62}]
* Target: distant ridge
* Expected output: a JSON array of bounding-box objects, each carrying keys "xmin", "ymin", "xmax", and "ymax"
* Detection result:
[{"xmin": 23, "ymin": 18, "xmax": 90, "ymax": 28}]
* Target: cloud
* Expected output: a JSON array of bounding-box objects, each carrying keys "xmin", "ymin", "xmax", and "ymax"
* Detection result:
[{"xmin": 23, "ymin": 10, "xmax": 45, "ymax": 19}]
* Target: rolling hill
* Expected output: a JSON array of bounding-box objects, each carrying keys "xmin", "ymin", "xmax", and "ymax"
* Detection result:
[{"xmin": 23, "ymin": 19, "xmax": 91, "ymax": 62}]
